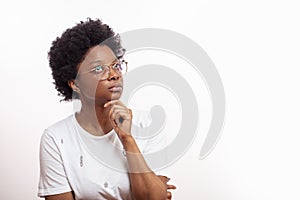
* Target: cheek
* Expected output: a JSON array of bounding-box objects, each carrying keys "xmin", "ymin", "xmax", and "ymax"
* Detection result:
[
  {"xmin": 95, "ymin": 82, "xmax": 123, "ymax": 100},
  {"xmin": 78, "ymin": 77, "xmax": 99, "ymax": 98},
  {"xmin": 95, "ymin": 83, "xmax": 112, "ymax": 98},
  {"xmin": 78, "ymin": 77, "xmax": 123, "ymax": 100}
]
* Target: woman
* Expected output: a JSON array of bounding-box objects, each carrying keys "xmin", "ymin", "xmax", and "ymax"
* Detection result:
[{"xmin": 38, "ymin": 18, "xmax": 176, "ymax": 200}]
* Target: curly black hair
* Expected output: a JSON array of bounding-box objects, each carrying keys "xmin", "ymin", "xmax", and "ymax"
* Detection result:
[{"xmin": 48, "ymin": 18, "xmax": 124, "ymax": 101}]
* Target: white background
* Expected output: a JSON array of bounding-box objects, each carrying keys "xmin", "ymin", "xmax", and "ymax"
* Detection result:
[{"xmin": 1, "ymin": 0, "xmax": 300, "ymax": 199}]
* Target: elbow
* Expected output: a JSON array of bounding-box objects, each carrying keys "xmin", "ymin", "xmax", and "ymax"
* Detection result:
[
  {"xmin": 139, "ymin": 193, "xmax": 166, "ymax": 200},
  {"xmin": 146, "ymin": 186, "xmax": 167, "ymax": 200},
  {"xmin": 152, "ymin": 181, "xmax": 168, "ymax": 200},
  {"xmin": 133, "ymin": 185, "xmax": 167, "ymax": 200}
]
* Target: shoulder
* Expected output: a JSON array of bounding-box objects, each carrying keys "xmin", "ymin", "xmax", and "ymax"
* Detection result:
[{"xmin": 41, "ymin": 115, "xmax": 74, "ymax": 143}]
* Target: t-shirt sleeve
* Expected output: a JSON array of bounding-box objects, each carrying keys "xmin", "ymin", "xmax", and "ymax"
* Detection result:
[{"xmin": 38, "ymin": 129, "xmax": 72, "ymax": 197}]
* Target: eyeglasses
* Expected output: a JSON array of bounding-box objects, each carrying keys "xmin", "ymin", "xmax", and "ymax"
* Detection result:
[{"xmin": 79, "ymin": 59, "xmax": 128, "ymax": 81}]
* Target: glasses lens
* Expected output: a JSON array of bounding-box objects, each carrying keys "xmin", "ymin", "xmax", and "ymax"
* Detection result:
[
  {"xmin": 97, "ymin": 60, "xmax": 127, "ymax": 81},
  {"xmin": 113, "ymin": 60, "xmax": 127, "ymax": 75}
]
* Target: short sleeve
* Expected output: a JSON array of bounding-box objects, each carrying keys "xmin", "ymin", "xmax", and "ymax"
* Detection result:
[{"xmin": 38, "ymin": 130, "xmax": 72, "ymax": 197}]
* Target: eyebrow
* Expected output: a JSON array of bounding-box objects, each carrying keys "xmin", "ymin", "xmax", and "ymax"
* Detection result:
[
  {"xmin": 88, "ymin": 59, "xmax": 119, "ymax": 66},
  {"xmin": 88, "ymin": 59, "xmax": 104, "ymax": 65}
]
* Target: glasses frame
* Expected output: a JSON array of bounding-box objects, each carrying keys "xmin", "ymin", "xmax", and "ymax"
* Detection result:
[{"xmin": 79, "ymin": 59, "xmax": 128, "ymax": 81}]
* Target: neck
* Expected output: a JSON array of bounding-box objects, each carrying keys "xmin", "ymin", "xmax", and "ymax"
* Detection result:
[{"xmin": 76, "ymin": 100, "xmax": 113, "ymax": 136}]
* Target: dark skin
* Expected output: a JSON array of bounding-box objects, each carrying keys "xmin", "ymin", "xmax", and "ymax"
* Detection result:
[{"xmin": 45, "ymin": 45, "xmax": 176, "ymax": 200}]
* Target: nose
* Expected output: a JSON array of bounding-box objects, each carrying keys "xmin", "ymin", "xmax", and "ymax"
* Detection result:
[{"xmin": 107, "ymin": 67, "xmax": 121, "ymax": 81}]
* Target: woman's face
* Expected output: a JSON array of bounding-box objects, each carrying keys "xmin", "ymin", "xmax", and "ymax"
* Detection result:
[{"xmin": 76, "ymin": 45, "xmax": 124, "ymax": 104}]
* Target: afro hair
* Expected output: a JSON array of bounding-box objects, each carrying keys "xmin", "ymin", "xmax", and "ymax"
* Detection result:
[{"xmin": 48, "ymin": 18, "xmax": 124, "ymax": 101}]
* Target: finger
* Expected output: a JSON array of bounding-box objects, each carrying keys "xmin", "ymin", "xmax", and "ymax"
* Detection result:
[
  {"xmin": 109, "ymin": 106, "xmax": 131, "ymax": 120},
  {"xmin": 166, "ymin": 184, "xmax": 177, "ymax": 190},
  {"xmin": 114, "ymin": 112, "xmax": 128, "ymax": 127},
  {"xmin": 108, "ymin": 107, "xmax": 129, "ymax": 126},
  {"xmin": 157, "ymin": 175, "xmax": 170, "ymax": 183},
  {"xmin": 108, "ymin": 105, "xmax": 131, "ymax": 121},
  {"xmin": 111, "ymin": 110, "xmax": 131, "ymax": 124},
  {"xmin": 128, "ymin": 108, "xmax": 132, "ymax": 118},
  {"xmin": 108, "ymin": 104, "xmax": 126, "ymax": 110},
  {"xmin": 104, "ymin": 100, "xmax": 125, "ymax": 108},
  {"xmin": 110, "ymin": 110, "xmax": 121, "ymax": 127},
  {"xmin": 167, "ymin": 191, "xmax": 172, "ymax": 200},
  {"xmin": 108, "ymin": 105, "xmax": 125, "ymax": 118}
]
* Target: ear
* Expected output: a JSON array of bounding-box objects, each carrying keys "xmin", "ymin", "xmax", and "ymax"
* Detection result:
[{"xmin": 68, "ymin": 80, "xmax": 80, "ymax": 93}]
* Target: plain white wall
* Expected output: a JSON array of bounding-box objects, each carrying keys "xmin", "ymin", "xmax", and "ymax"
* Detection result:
[{"xmin": 1, "ymin": 0, "xmax": 300, "ymax": 199}]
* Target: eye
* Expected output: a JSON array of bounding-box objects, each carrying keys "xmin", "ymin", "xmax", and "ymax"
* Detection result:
[
  {"xmin": 113, "ymin": 62, "xmax": 122, "ymax": 71},
  {"xmin": 94, "ymin": 65, "xmax": 104, "ymax": 73}
]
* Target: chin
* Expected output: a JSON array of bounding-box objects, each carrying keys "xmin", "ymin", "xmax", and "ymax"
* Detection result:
[{"xmin": 108, "ymin": 92, "xmax": 122, "ymax": 100}]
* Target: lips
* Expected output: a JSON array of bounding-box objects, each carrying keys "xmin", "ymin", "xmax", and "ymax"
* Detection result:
[{"xmin": 108, "ymin": 83, "xmax": 123, "ymax": 92}]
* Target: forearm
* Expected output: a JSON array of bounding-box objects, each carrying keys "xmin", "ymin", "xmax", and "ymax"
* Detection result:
[
  {"xmin": 122, "ymin": 136, "xmax": 167, "ymax": 200},
  {"xmin": 105, "ymin": 101, "xmax": 168, "ymax": 199}
]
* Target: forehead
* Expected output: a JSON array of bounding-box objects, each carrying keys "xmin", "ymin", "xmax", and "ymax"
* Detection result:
[{"xmin": 80, "ymin": 45, "xmax": 116, "ymax": 67}]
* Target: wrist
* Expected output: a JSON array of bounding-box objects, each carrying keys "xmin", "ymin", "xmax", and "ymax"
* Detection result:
[
  {"xmin": 120, "ymin": 135, "xmax": 137, "ymax": 151},
  {"xmin": 120, "ymin": 133, "xmax": 133, "ymax": 144}
]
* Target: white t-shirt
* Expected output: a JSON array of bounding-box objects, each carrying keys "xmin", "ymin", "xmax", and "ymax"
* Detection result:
[{"xmin": 38, "ymin": 111, "xmax": 168, "ymax": 200}]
